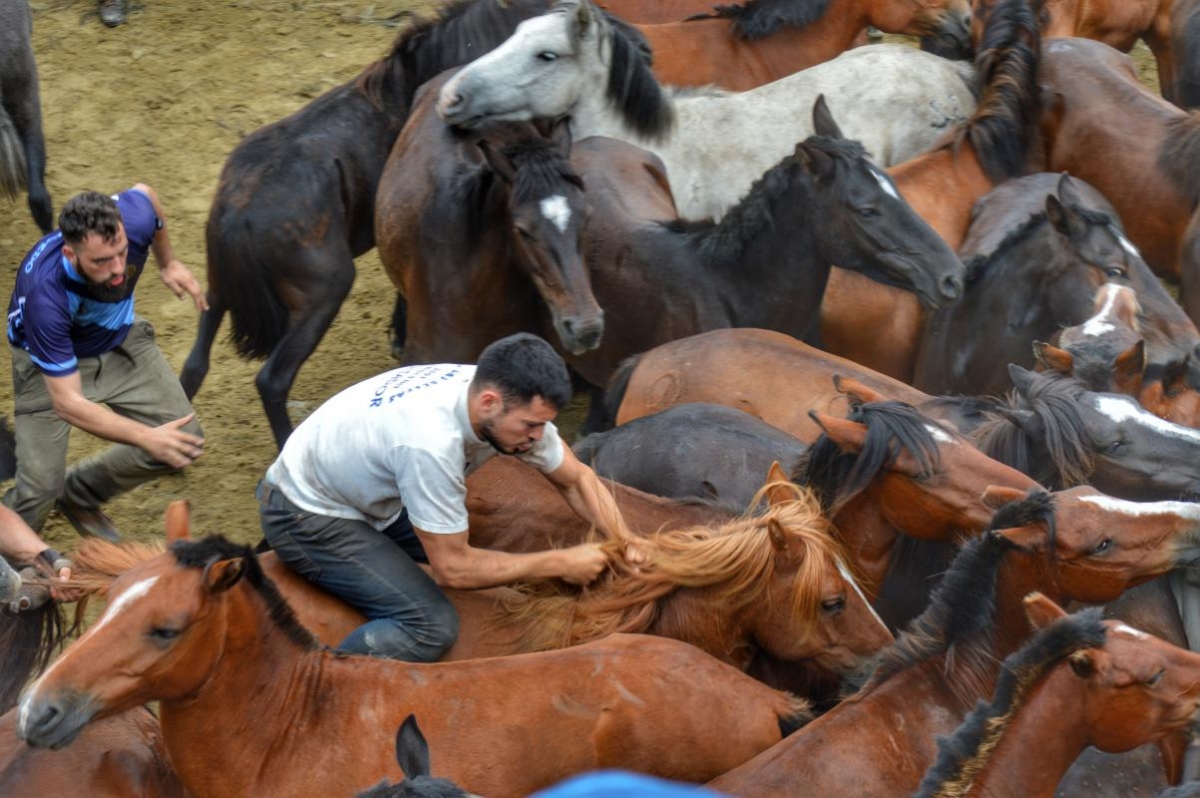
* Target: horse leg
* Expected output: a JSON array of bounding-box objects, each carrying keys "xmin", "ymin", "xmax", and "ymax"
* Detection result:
[
  {"xmin": 1179, "ymin": 210, "xmax": 1200, "ymax": 328},
  {"xmin": 179, "ymin": 290, "xmax": 226, "ymax": 400},
  {"xmin": 1147, "ymin": 14, "xmax": 1179, "ymax": 105},
  {"xmin": 6, "ymin": 59, "xmax": 52, "ymax": 233},
  {"xmin": 389, "ymin": 292, "xmax": 407, "ymax": 361},
  {"xmin": 256, "ymin": 258, "xmax": 355, "ymax": 449},
  {"xmin": 576, "ymin": 382, "xmax": 609, "ymax": 438}
]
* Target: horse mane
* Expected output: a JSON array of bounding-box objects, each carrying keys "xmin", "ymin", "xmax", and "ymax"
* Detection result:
[
  {"xmin": 1157, "ymin": 114, "xmax": 1200, "ymax": 207},
  {"xmin": 171, "ymin": 536, "xmax": 319, "ymax": 651},
  {"xmin": 853, "ymin": 491, "xmax": 1055, "ymax": 702},
  {"xmin": 797, "ymin": 398, "xmax": 943, "ymax": 516},
  {"xmin": 661, "ymin": 134, "xmax": 866, "ymax": 264},
  {"xmin": 955, "ymin": 0, "xmax": 1041, "ymax": 183},
  {"xmin": 594, "ymin": 2, "xmax": 675, "ymax": 142},
  {"xmin": 0, "ymin": 595, "xmax": 69, "ymax": 713},
  {"xmin": 502, "ymin": 131, "xmax": 585, "ymax": 203},
  {"xmin": 970, "ymin": 372, "xmax": 1095, "ymax": 488},
  {"xmin": 504, "ymin": 486, "xmax": 846, "ymax": 652},
  {"xmin": 698, "ymin": 0, "xmax": 833, "ymax": 40},
  {"xmin": 913, "ymin": 607, "xmax": 1106, "ymax": 798}
]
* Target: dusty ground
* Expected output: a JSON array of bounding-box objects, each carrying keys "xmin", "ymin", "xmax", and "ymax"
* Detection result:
[{"xmin": 0, "ymin": 2, "xmax": 1165, "ymax": 552}]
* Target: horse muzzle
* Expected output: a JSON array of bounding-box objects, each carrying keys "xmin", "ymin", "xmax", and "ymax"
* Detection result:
[
  {"xmin": 555, "ymin": 311, "xmax": 605, "ymax": 356},
  {"xmin": 17, "ymin": 690, "xmax": 99, "ymax": 750}
]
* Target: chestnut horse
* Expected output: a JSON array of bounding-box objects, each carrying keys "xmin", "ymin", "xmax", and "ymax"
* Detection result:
[
  {"xmin": 818, "ymin": 0, "xmax": 1041, "ymax": 381},
  {"xmin": 1036, "ymin": 37, "xmax": 1200, "ymax": 326},
  {"xmin": 912, "ymin": 173, "xmax": 1200, "ymax": 397},
  {"xmin": 631, "ymin": 0, "xmax": 971, "ymax": 91},
  {"xmin": 915, "ymin": 595, "xmax": 1200, "ymax": 798},
  {"xmin": 374, "ymin": 71, "xmax": 602, "ymax": 365},
  {"xmin": 558, "ymin": 99, "xmax": 964, "ymax": 393},
  {"xmin": 18, "ymin": 536, "xmax": 812, "ymax": 798},
  {"xmin": 0, "ymin": 705, "xmax": 184, "ymax": 798},
  {"xmin": 708, "ymin": 489, "xmax": 1200, "ymax": 797}
]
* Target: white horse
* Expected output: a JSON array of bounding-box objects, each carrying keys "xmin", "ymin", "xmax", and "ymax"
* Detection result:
[{"xmin": 438, "ymin": 0, "xmax": 977, "ymax": 221}]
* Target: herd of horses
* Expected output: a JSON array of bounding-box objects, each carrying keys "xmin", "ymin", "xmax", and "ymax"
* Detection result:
[{"xmin": 12, "ymin": 0, "xmax": 1200, "ymax": 794}]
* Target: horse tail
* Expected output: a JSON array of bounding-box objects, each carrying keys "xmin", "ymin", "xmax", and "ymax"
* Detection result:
[
  {"xmin": 598, "ymin": 354, "xmax": 641, "ymax": 431},
  {"xmin": 205, "ymin": 203, "xmax": 289, "ymax": 360},
  {"xmin": 0, "ymin": 102, "xmax": 28, "ymax": 201},
  {"xmin": 777, "ymin": 696, "xmax": 815, "ymax": 738},
  {"xmin": 0, "ymin": 601, "xmax": 68, "ymax": 713}
]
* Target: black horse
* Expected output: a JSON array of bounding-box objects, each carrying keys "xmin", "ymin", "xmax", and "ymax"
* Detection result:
[
  {"xmin": 0, "ymin": 0, "xmax": 51, "ymax": 233},
  {"xmin": 181, "ymin": 0, "xmax": 649, "ymax": 449}
]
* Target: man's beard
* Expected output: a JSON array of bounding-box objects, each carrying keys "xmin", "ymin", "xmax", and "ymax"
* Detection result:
[
  {"xmin": 480, "ymin": 418, "xmax": 527, "ymax": 456},
  {"xmin": 86, "ymin": 264, "xmax": 138, "ymax": 302}
]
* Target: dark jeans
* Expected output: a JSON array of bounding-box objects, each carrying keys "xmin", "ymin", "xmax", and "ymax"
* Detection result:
[{"xmin": 257, "ymin": 481, "xmax": 459, "ymax": 662}]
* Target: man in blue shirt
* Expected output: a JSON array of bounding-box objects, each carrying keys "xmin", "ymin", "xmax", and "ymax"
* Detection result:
[{"xmin": 6, "ymin": 185, "xmax": 207, "ymax": 541}]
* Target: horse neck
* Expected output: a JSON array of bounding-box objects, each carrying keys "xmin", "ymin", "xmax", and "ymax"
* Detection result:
[
  {"xmin": 890, "ymin": 145, "xmax": 993, "ymax": 250},
  {"xmin": 829, "ymin": 493, "xmax": 903, "ymax": 595},
  {"xmin": 994, "ymin": 554, "xmax": 1058, "ymax": 659},
  {"xmin": 952, "ymin": 668, "xmax": 1090, "ymax": 798},
  {"xmin": 650, "ymin": 586, "xmax": 755, "ymax": 668}
]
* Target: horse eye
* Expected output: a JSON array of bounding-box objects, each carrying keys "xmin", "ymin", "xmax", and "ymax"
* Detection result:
[
  {"xmin": 822, "ymin": 596, "xmax": 846, "ymax": 613},
  {"xmin": 1147, "ymin": 669, "xmax": 1165, "ymax": 686},
  {"xmin": 1104, "ymin": 266, "xmax": 1126, "ymax": 278},
  {"xmin": 537, "ymin": 51, "xmax": 559, "ymax": 62},
  {"xmin": 149, "ymin": 627, "xmax": 181, "ymax": 642},
  {"xmin": 1094, "ymin": 538, "xmax": 1113, "ymax": 555},
  {"xmin": 1107, "ymin": 439, "xmax": 1125, "ymax": 453},
  {"xmin": 856, "ymin": 207, "xmax": 879, "ymax": 219}
]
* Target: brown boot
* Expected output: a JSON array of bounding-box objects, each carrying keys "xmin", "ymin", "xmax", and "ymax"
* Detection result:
[{"xmin": 55, "ymin": 498, "xmax": 121, "ymax": 542}]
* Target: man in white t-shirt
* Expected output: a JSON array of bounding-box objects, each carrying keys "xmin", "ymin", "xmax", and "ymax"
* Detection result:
[{"xmin": 258, "ymin": 333, "xmax": 636, "ymax": 661}]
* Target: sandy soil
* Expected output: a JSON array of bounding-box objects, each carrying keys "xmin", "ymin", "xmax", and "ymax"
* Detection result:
[{"xmin": 0, "ymin": 1, "xmax": 1165, "ymax": 552}]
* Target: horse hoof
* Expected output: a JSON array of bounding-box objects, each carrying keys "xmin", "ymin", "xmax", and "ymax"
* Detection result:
[{"xmin": 99, "ymin": 0, "xmax": 127, "ymax": 27}]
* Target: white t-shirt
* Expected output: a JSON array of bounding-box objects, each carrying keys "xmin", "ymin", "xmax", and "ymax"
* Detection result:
[{"xmin": 265, "ymin": 364, "xmax": 565, "ymax": 533}]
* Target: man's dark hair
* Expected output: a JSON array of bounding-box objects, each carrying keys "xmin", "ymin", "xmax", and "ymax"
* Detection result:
[
  {"xmin": 59, "ymin": 191, "xmax": 123, "ymax": 245},
  {"xmin": 473, "ymin": 333, "xmax": 572, "ymax": 410}
]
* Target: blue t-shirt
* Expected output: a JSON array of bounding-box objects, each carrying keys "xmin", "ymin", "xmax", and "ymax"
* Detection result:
[{"xmin": 7, "ymin": 188, "xmax": 159, "ymax": 376}]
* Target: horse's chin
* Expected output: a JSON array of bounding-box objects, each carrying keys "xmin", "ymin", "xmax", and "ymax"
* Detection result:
[{"xmin": 18, "ymin": 692, "xmax": 100, "ymax": 750}]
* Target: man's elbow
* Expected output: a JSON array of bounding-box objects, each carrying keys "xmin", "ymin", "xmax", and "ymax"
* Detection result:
[{"xmin": 429, "ymin": 557, "xmax": 476, "ymax": 590}]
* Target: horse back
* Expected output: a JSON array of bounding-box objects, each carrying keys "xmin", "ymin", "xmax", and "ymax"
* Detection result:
[{"xmin": 572, "ymin": 136, "xmax": 677, "ymax": 222}]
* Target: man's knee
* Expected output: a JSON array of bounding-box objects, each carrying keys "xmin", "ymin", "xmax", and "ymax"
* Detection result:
[{"xmin": 418, "ymin": 599, "xmax": 460, "ymax": 658}]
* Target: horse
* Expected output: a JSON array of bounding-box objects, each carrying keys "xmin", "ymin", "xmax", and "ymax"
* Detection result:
[
  {"xmin": 1036, "ymin": 37, "xmax": 1200, "ymax": 326},
  {"xmin": 914, "ymin": 595, "xmax": 1200, "ymax": 798},
  {"xmin": 374, "ymin": 71, "xmax": 602, "ymax": 365},
  {"xmin": 356, "ymin": 715, "xmax": 473, "ymax": 798},
  {"xmin": 17, "ymin": 538, "xmax": 813, "ymax": 798},
  {"xmin": 438, "ymin": 0, "xmax": 980, "ymax": 221},
  {"xmin": 817, "ymin": 0, "xmax": 1041, "ymax": 381},
  {"xmin": 708, "ymin": 489, "xmax": 1200, "ymax": 796},
  {"xmin": 1171, "ymin": 0, "xmax": 1200, "ymax": 107},
  {"xmin": 630, "ymin": 0, "xmax": 972, "ymax": 91},
  {"xmin": 912, "ymin": 173, "xmax": 1200, "ymax": 397},
  {"xmin": 70, "ymin": 493, "xmax": 892, "ymax": 677},
  {"xmin": 0, "ymin": 705, "xmax": 185, "ymax": 798},
  {"xmin": 556, "ymin": 97, "xmax": 964, "ymax": 393},
  {"xmin": 179, "ymin": 0, "xmax": 561, "ymax": 448},
  {"xmin": 0, "ymin": 0, "xmax": 51, "ymax": 232}
]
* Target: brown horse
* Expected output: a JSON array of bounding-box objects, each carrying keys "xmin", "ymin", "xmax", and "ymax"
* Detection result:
[
  {"xmin": 708, "ymin": 488, "xmax": 1200, "ymax": 796},
  {"xmin": 71, "ymin": 494, "xmax": 891, "ymax": 677},
  {"xmin": 374, "ymin": 71, "xmax": 602, "ymax": 365},
  {"xmin": 633, "ymin": 0, "xmax": 971, "ymax": 91},
  {"xmin": 0, "ymin": 705, "xmax": 184, "ymax": 798},
  {"xmin": 1171, "ymin": 0, "xmax": 1200, "ymax": 107},
  {"xmin": 818, "ymin": 0, "xmax": 1041, "ymax": 380},
  {"xmin": 18, "ymin": 536, "xmax": 812, "ymax": 798},
  {"xmin": 915, "ymin": 594, "xmax": 1200, "ymax": 798},
  {"xmin": 1036, "ymin": 37, "xmax": 1200, "ymax": 326}
]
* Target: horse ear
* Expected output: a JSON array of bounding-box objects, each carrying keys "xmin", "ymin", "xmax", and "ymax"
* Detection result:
[
  {"xmin": 833, "ymin": 375, "xmax": 887, "ymax": 405},
  {"xmin": 478, "ymin": 139, "xmax": 516, "ymax": 185},
  {"xmin": 766, "ymin": 519, "xmax": 788, "ymax": 552},
  {"xmin": 573, "ymin": 0, "xmax": 596, "ymax": 40},
  {"xmin": 1024, "ymin": 591, "xmax": 1067, "ymax": 630},
  {"xmin": 203, "ymin": 557, "xmax": 247, "ymax": 595},
  {"xmin": 396, "ymin": 714, "xmax": 432, "ymax": 779},
  {"xmin": 1046, "ymin": 192, "xmax": 1086, "ymax": 239},
  {"xmin": 1056, "ymin": 172, "xmax": 1086, "ymax": 209},
  {"xmin": 808, "ymin": 410, "xmax": 868, "ymax": 453},
  {"xmin": 1068, "ymin": 649, "xmax": 1098, "ymax": 679},
  {"xmin": 795, "ymin": 141, "xmax": 835, "ymax": 180},
  {"xmin": 1032, "ymin": 341, "xmax": 1074, "ymax": 375},
  {"xmin": 811, "ymin": 94, "xmax": 843, "ymax": 139},
  {"xmin": 993, "ymin": 522, "xmax": 1046, "ymax": 551},
  {"xmin": 164, "ymin": 500, "xmax": 192, "ymax": 543},
  {"xmin": 763, "ymin": 462, "xmax": 794, "ymax": 507},
  {"xmin": 1112, "ymin": 340, "xmax": 1146, "ymax": 386},
  {"xmin": 1008, "ymin": 363, "xmax": 1039, "ymax": 396},
  {"xmin": 981, "ymin": 484, "xmax": 1028, "ymax": 509}
]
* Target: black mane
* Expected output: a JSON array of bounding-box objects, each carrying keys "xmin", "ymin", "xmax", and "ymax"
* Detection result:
[
  {"xmin": 171, "ymin": 536, "xmax": 319, "ymax": 651},
  {"xmin": 661, "ymin": 135, "xmax": 866, "ymax": 264},
  {"xmin": 914, "ymin": 607, "xmax": 1106, "ymax": 798},
  {"xmin": 699, "ymin": 0, "xmax": 833, "ymax": 40},
  {"xmin": 599, "ymin": 5, "xmax": 675, "ymax": 141},
  {"xmin": 797, "ymin": 398, "xmax": 943, "ymax": 515},
  {"xmin": 853, "ymin": 490, "xmax": 1054, "ymax": 700}
]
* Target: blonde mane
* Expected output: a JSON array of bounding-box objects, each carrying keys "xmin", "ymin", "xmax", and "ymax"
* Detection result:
[
  {"xmin": 506, "ymin": 482, "xmax": 853, "ymax": 652},
  {"xmin": 65, "ymin": 539, "xmax": 167, "ymax": 595}
]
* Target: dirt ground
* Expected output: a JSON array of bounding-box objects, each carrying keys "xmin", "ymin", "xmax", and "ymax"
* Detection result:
[{"xmin": 0, "ymin": 2, "xmax": 1164, "ymax": 552}]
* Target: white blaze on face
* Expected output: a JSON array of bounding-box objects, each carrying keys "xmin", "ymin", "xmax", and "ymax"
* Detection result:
[
  {"xmin": 18, "ymin": 575, "xmax": 161, "ymax": 735},
  {"xmin": 1115, "ymin": 230, "xmax": 1141, "ymax": 260},
  {"xmin": 1091, "ymin": 395, "xmax": 1200, "ymax": 445},
  {"xmin": 924, "ymin": 423, "xmax": 957, "ymax": 445},
  {"xmin": 837, "ymin": 558, "xmax": 889, "ymax": 634},
  {"xmin": 1080, "ymin": 283, "xmax": 1122, "ymax": 337},
  {"xmin": 540, "ymin": 195, "xmax": 572, "ymax": 234},
  {"xmin": 870, "ymin": 167, "xmax": 901, "ymax": 201},
  {"xmin": 1079, "ymin": 493, "xmax": 1200, "ymax": 521},
  {"xmin": 1112, "ymin": 622, "xmax": 1150, "ymax": 640}
]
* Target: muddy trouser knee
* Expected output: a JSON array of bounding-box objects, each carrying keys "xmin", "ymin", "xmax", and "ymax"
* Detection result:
[
  {"xmin": 68, "ymin": 320, "xmax": 202, "ymax": 507},
  {"xmin": 257, "ymin": 481, "xmax": 458, "ymax": 662}
]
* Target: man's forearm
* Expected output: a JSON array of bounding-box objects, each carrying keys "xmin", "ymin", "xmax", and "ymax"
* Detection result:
[
  {"xmin": 559, "ymin": 470, "xmax": 631, "ymax": 541},
  {"xmin": 52, "ymin": 391, "xmax": 148, "ymax": 449},
  {"xmin": 431, "ymin": 545, "xmax": 567, "ymax": 590}
]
